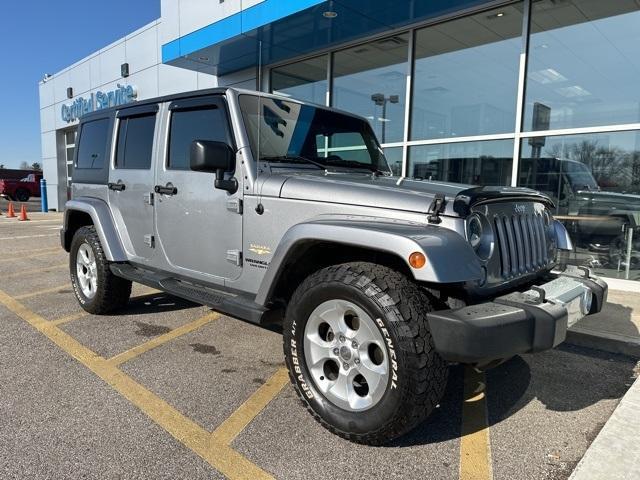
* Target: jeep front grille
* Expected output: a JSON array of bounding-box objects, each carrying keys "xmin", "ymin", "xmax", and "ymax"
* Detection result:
[{"xmin": 493, "ymin": 213, "xmax": 548, "ymax": 278}]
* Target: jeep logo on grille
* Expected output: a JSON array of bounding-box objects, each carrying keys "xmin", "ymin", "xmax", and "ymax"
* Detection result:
[{"xmin": 514, "ymin": 204, "xmax": 526, "ymax": 214}]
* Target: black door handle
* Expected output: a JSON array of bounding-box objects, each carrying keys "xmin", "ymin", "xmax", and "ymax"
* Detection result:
[
  {"xmin": 108, "ymin": 182, "xmax": 126, "ymax": 191},
  {"xmin": 154, "ymin": 183, "xmax": 178, "ymax": 195}
]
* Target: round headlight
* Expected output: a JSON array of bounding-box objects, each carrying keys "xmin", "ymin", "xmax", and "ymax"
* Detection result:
[{"xmin": 467, "ymin": 215, "xmax": 483, "ymax": 250}]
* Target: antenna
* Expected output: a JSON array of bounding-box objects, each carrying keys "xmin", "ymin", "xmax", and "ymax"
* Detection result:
[{"xmin": 256, "ymin": 39, "xmax": 266, "ymax": 214}]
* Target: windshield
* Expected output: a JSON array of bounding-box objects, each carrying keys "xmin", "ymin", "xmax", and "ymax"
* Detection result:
[
  {"xmin": 238, "ymin": 94, "xmax": 390, "ymax": 173},
  {"xmin": 563, "ymin": 161, "xmax": 599, "ymax": 191}
]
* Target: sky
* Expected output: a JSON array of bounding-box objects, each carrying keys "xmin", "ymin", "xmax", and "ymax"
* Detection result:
[{"xmin": 0, "ymin": 0, "xmax": 161, "ymax": 169}]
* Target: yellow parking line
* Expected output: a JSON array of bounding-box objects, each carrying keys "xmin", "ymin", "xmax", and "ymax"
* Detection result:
[
  {"xmin": 3, "ymin": 262, "xmax": 67, "ymax": 278},
  {"xmin": 13, "ymin": 284, "xmax": 72, "ymax": 300},
  {"xmin": 106, "ymin": 312, "xmax": 220, "ymax": 366},
  {"xmin": 0, "ymin": 288, "xmax": 273, "ymax": 480},
  {"xmin": 0, "ymin": 247, "xmax": 62, "ymax": 263},
  {"xmin": 51, "ymin": 311, "xmax": 90, "ymax": 326},
  {"xmin": 459, "ymin": 367, "xmax": 493, "ymax": 480},
  {"xmin": 212, "ymin": 367, "xmax": 289, "ymax": 446}
]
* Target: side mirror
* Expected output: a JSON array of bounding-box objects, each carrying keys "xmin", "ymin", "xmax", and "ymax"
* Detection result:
[{"xmin": 190, "ymin": 140, "xmax": 237, "ymax": 194}]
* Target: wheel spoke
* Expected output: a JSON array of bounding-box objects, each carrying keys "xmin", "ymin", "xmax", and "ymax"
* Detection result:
[
  {"xmin": 306, "ymin": 335, "xmax": 334, "ymax": 365},
  {"xmin": 328, "ymin": 369, "xmax": 354, "ymax": 401},
  {"xmin": 316, "ymin": 302, "xmax": 348, "ymax": 334},
  {"xmin": 76, "ymin": 243, "xmax": 98, "ymax": 299},
  {"xmin": 356, "ymin": 358, "xmax": 387, "ymax": 394}
]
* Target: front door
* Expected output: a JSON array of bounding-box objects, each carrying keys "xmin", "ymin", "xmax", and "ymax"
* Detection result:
[
  {"xmin": 107, "ymin": 105, "xmax": 159, "ymax": 264},
  {"xmin": 154, "ymin": 95, "xmax": 243, "ymax": 284}
]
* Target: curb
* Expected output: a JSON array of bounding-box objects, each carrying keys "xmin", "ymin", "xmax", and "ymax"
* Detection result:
[
  {"xmin": 566, "ymin": 327, "xmax": 640, "ymax": 358},
  {"xmin": 569, "ymin": 374, "xmax": 640, "ymax": 480}
]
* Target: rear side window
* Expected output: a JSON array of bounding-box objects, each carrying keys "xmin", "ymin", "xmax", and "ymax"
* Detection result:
[
  {"xmin": 76, "ymin": 118, "xmax": 110, "ymax": 169},
  {"xmin": 168, "ymin": 106, "xmax": 230, "ymax": 170},
  {"xmin": 115, "ymin": 114, "xmax": 156, "ymax": 169}
]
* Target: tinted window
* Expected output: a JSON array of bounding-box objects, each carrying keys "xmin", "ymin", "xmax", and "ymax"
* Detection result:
[
  {"xmin": 333, "ymin": 33, "xmax": 409, "ymax": 144},
  {"xmin": 115, "ymin": 114, "xmax": 156, "ymax": 169},
  {"xmin": 411, "ymin": 4, "xmax": 523, "ymax": 141},
  {"xmin": 76, "ymin": 118, "xmax": 110, "ymax": 169},
  {"xmin": 525, "ymin": 1, "xmax": 640, "ymax": 131},
  {"xmin": 168, "ymin": 107, "xmax": 230, "ymax": 170},
  {"xmin": 271, "ymin": 55, "xmax": 328, "ymax": 105},
  {"xmin": 409, "ymin": 139, "xmax": 514, "ymax": 185}
]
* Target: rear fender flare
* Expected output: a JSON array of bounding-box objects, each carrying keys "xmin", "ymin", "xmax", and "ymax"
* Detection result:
[{"xmin": 63, "ymin": 198, "xmax": 127, "ymax": 262}]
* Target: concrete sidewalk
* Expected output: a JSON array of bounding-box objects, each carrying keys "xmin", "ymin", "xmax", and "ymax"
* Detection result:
[
  {"xmin": 567, "ymin": 289, "xmax": 640, "ymax": 357},
  {"xmin": 569, "ymin": 369, "xmax": 640, "ymax": 480}
]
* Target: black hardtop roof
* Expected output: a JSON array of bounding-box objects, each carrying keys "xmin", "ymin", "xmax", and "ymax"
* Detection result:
[{"xmin": 79, "ymin": 87, "xmax": 230, "ymax": 122}]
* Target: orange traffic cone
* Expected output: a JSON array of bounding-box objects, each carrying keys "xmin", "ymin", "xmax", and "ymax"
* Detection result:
[
  {"xmin": 18, "ymin": 204, "xmax": 29, "ymax": 221},
  {"xmin": 6, "ymin": 202, "xmax": 16, "ymax": 218}
]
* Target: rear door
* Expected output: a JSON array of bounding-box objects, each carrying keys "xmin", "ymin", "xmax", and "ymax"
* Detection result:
[
  {"xmin": 153, "ymin": 95, "xmax": 242, "ymax": 284},
  {"xmin": 107, "ymin": 104, "xmax": 159, "ymax": 264}
]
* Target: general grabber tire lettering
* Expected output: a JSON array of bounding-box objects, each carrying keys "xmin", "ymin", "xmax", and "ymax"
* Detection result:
[
  {"xmin": 283, "ymin": 262, "xmax": 448, "ymax": 445},
  {"xmin": 70, "ymin": 226, "xmax": 132, "ymax": 314}
]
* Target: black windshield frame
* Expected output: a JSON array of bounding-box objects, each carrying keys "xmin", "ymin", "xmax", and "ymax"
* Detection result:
[{"xmin": 238, "ymin": 94, "xmax": 390, "ymax": 173}]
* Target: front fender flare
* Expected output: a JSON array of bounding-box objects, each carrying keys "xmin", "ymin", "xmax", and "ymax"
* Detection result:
[
  {"xmin": 255, "ymin": 219, "xmax": 483, "ymax": 306},
  {"xmin": 62, "ymin": 198, "xmax": 127, "ymax": 262}
]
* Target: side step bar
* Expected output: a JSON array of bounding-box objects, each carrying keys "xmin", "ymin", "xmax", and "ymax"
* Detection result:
[{"xmin": 110, "ymin": 263, "xmax": 276, "ymax": 325}]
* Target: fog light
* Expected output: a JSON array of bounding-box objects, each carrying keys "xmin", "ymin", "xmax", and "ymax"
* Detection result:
[{"xmin": 409, "ymin": 252, "xmax": 426, "ymax": 269}]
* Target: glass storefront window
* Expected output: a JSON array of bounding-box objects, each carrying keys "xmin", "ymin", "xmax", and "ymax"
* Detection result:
[
  {"xmin": 411, "ymin": 4, "xmax": 523, "ymax": 141},
  {"xmin": 519, "ymin": 131, "xmax": 640, "ymax": 279},
  {"xmin": 271, "ymin": 55, "xmax": 328, "ymax": 105},
  {"xmin": 332, "ymin": 34, "xmax": 409, "ymax": 144},
  {"xmin": 384, "ymin": 147, "xmax": 403, "ymax": 176},
  {"xmin": 524, "ymin": 1, "xmax": 640, "ymax": 131},
  {"xmin": 409, "ymin": 139, "xmax": 513, "ymax": 185}
]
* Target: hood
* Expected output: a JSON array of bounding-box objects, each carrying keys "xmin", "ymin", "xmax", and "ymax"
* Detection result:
[
  {"xmin": 266, "ymin": 171, "xmax": 550, "ymax": 216},
  {"xmin": 578, "ymin": 189, "xmax": 640, "ymax": 203}
]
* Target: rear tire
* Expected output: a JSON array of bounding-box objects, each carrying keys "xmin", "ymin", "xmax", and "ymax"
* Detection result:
[
  {"xmin": 70, "ymin": 226, "xmax": 132, "ymax": 314},
  {"xmin": 15, "ymin": 189, "xmax": 29, "ymax": 202},
  {"xmin": 283, "ymin": 262, "xmax": 448, "ymax": 445}
]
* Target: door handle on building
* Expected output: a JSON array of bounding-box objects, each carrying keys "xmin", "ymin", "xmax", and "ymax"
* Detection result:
[
  {"xmin": 108, "ymin": 181, "xmax": 126, "ymax": 191},
  {"xmin": 154, "ymin": 183, "xmax": 178, "ymax": 195}
]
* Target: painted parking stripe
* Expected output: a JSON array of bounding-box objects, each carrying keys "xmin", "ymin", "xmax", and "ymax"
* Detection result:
[
  {"xmin": 459, "ymin": 367, "xmax": 493, "ymax": 480},
  {"xmin": 0, "ymin": 289, "xmax": 274, "ymax": 480},
  {"xmin": 13, "ymin": 284, "xmax": 72, "ymax": 300},
  {"xmin": 0, "ymin": 233, "xmax": 58, "ymax": 241},
  {"xmin": 106, "ymin": 312, "xmax": 220, "ymax": 366},
  {"xmin": 0, "ymin": 218, "xmax": 62, "ymax": 223},
  {"xmin": 3, "ymin": 262, "xmax": 66, "ymax": 278},
  {"xmin": 50, "ymin": 311, "xmax": 90, "ymax": 326},
  {"xmin": 0, "ymin": 247, "xmax": 62, "ymax": 263},
  {"xmin": 211, "ymin": 367, "xmax": 289, "ymax": 446}
]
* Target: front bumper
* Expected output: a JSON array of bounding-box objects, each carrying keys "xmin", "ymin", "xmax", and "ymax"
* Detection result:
[{"xmin": 427, "ymin": 266, "xmax": 608, "ymax": 364}]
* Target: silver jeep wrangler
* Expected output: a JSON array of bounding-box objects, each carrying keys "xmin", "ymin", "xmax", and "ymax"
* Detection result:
[{"xmin": 61, "ymin": 88, "xmax": 607, "ymax": 445}]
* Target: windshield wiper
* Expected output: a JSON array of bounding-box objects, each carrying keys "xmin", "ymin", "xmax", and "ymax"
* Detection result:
[
  {"xmin": 324, "ymin": 158, "xmax": 390, "ymax": 175},
  {"xmin": 261, "ymin": 155, "xmax": 326, "ymax": 170}
]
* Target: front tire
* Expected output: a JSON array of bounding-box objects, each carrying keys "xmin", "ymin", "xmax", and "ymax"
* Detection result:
[
  {"xmin": 70, "ymin": 226, "xmax": 132, "ymax": 314},
  {"xmin": 283, "ymin": 262, "xmax": 448, "ymax": 445}
]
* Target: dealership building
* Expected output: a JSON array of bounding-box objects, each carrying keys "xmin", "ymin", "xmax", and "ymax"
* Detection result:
[{"xmin": 39, "ymin": 0, "xmax": 640, "ymax": 282}]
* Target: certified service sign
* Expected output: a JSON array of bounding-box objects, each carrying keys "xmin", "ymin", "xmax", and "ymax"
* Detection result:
[{"xmin": 61, "ymin": 84, "xmax": 137, "ymax": 123}]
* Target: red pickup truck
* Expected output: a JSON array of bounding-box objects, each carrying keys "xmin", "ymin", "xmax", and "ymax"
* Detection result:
[{"xmin": 0, "ymin": 173, "xmax": 42, "ymax": 202}]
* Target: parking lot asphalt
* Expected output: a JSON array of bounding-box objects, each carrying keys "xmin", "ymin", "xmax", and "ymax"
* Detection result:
[{"xmin": 0, "ymin": 211, "xmax": 638, "ymax": 480}]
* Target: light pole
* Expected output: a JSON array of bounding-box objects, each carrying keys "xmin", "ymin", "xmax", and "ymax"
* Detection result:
[{"xmin": 371, "ymin": 93, "xmax": 399, "ymax": 144}]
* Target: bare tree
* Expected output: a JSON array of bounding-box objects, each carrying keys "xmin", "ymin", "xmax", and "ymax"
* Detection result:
[{"xmin": 19, "ymin": 161, "xmax": 29, "ymax": 170}]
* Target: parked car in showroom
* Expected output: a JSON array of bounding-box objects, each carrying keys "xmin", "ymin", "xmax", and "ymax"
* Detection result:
[{"xmin": 60, "ymin": 88, "xmax": 607, "ymax": 444}]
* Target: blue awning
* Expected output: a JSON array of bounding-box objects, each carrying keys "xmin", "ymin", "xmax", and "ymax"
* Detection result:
[{"xmin": 162, "ymin": 0, "xmax": 495, "ymax": 76}]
